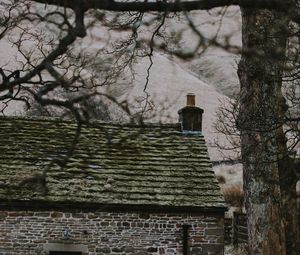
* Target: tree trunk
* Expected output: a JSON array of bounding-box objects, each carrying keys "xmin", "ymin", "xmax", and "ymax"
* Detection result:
[
  {"xmin": 238, "ymin": 8, "xmax": 289, "ymax": 255},
  {"xmin": 277, "ymin": 131, "xmax": 299, "ymax": 255},
  {"xmin": 279, "ymin": 164, "xmax": 298, "ymax": 255}
]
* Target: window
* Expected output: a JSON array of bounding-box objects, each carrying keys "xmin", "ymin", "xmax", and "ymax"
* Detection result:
[{"xmin": 43, "ymin": 243, "xmax": 87, "ymax": 254}]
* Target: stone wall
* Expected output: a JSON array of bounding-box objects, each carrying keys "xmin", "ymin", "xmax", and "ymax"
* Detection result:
[{"xmin": 0, "ymin": 208, "xmax": 224, "ymax": 255}]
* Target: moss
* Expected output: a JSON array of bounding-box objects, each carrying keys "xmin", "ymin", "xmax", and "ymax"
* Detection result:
[{"xmin": 0, "ymin": 116, "xmax": 226, "ymax": 208}]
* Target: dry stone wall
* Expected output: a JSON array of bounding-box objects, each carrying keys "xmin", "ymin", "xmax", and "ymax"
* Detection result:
[{"xmin": 0, "ymin": 209, "xmax": 224, "ymax": 255}]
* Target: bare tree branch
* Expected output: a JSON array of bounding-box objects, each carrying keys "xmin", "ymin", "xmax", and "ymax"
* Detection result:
[{"xmin": 31, "ymin": 0, "xmax": 300, "ymax": 24}]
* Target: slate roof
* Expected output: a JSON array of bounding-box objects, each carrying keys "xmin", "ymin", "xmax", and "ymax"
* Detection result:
[{"xmin": 0, "ymin": 117, "xmax": 225, "ymax": 209}]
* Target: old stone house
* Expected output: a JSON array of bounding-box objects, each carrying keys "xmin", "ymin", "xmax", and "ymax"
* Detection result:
[{"xmin": 0, "ymin": 95, "xmax": 226, "ymax": 255}]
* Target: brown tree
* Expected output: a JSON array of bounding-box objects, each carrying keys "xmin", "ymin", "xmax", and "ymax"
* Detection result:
[
  {"xmin": 238, "ymin": 8, "xmax": 291, "ymax": 255},
  {"xmin": 216, "ymin": 5, "xmax": 300, "ymax": 253}
]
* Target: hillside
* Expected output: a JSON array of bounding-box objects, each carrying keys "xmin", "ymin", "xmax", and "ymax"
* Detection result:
[{"xmin": 0, "ymin": 5, "xmax": 243, "ymax": 188}]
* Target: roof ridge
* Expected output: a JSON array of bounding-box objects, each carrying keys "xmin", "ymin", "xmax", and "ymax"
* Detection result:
[{"xmin": 0, "ymin": 115, "xmax": 180, "ymax": 128}]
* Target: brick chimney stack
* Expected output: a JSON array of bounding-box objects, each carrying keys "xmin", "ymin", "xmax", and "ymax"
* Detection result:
[{"xmin": 178, "ymin": 94, "xmax": 204, "ymax": 132}]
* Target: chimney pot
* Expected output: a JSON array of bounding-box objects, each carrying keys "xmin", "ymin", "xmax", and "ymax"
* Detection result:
[{"xmin": 186, "ymin": 93, "xmax": 195, "ymax": 106}]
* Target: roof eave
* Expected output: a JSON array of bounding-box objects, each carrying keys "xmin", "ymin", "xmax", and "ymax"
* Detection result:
[{"xmin": 0, "ymin": 200, "xmax": 228, "ymax": 213}]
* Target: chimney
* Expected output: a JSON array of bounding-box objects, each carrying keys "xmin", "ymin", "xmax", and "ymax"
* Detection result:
[{"xmin": 178, "ymin": 93, "xmax": 204, "ymax": 132}]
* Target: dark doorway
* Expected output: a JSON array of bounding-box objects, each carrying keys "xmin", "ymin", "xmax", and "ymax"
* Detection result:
[{"xmin": 49, "ymin": 252, "xmax": 82, "ymax": 255}]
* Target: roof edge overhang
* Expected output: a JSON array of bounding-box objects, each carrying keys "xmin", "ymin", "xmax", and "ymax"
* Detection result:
[{"xmin": 0, "ymin": 200, "xmax": 227, "ymax": 214}]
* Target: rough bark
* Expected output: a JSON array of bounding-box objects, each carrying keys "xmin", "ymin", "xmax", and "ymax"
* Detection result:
[
  {"xmin": 279, "ymin": 161, "xmax": 298, "ymax": 255},
  {"xmin": 238, "ymin": 8, "xmax": 289, "ymax": 255},
  {"xmin": 277, "ymin": 132, "xmax": 299, "ymax": 255},
  {"xmin": 275, "ymin": 15, "xmax": 299, "ymax": 253}
]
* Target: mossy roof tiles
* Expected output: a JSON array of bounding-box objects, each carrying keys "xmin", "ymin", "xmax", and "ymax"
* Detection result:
[{"xmin": 0, "ymin": 116, "xmax": 225, "ymax": 208}]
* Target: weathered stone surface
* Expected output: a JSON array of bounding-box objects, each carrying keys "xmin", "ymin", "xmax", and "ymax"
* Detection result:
[
  {"xmin": 0, "ymin": 210, "xmax": 224, "ymax": 255},
  {"xmin": 146, "ymin": 247, "xmax": 158, "ymax": 252},
  {"xmin": 204, "ymin": 228, "xmax": 224, "ymax": 236},
  {"xmin": 202, "ymin": 243, "xmax": 224, "ymax": 253}
]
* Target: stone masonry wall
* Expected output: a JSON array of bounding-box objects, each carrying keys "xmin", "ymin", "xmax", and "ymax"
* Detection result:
[{"xmin": 0, "ymin": 209, "xmax": 224, "ymax": 255}]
